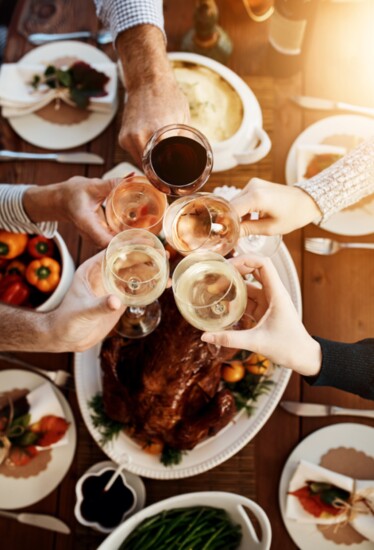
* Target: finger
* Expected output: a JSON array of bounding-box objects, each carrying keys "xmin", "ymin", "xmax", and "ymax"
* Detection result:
[
  {"xmin": 239, "ymin": 218, "xmax": 275, "ymax": 237},
  {"xmin": 201, "ymin": 328, "xmax": 256, "ymax": 352},
  {"xmin": 85, "ymin": 295, "xmax": 124, "ymax": 318}
]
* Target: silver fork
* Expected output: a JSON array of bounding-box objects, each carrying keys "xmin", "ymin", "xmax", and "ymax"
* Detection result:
[
  {"xmin": 305, "ymin": 237, "xmax": 374, "ymax": 255},
  {"xmin": 0, "ymin": 353, "xmax": 73, "ymax": 390}
]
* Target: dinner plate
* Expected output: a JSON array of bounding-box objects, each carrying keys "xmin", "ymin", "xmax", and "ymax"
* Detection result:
[
  {"xmin": 8, "ymin": 41, "xmax": 118, "ymax": 149},
  {"xmin": 279, "ymin": 423, "xmax": 374, "ymax": 550},
  {"xmin": 0, "ymin": 369, "xmax": 77, "ymax": 509},
  {"xmin": 285, "ymin": 114, "xmax": 374, "ymax": 236},
  {"xmin": 74, "ymin": 239, "xmax": 302, "ymax": 479}
]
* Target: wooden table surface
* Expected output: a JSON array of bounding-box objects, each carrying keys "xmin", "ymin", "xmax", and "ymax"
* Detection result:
[{"xmin": 0, "ymin": 1, "xmax": 373, "ymax": 549}]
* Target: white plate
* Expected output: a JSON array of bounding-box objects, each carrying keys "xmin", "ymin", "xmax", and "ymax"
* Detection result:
[
  {"xmin": 74, "ymin": 240, "xmax": 301, "ymax": 479},
  {"xmin": 8, "ymin": 41, "xmax": 118, "ymax": 150},
  {"xmin": 279, "ymin": 423, "xmax": 374, "ymax": 550},
  {"xmin": 285, "ymin": 115, "xmax": 374, "ymax": 236},
  {"xmin": 0, "ymin": 369, "xmax": 77, "ymax": 509}
]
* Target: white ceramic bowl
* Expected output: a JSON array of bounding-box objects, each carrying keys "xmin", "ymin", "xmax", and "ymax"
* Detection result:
[
  {"xmin": 169, "ymin": 52, "xmax": 271, "ymax": 172},
  {"xmin": 98, "ymin": 491, "xmax": 272, "ymax": 550},
  {"xmin": 36, "ymin": 231, "xmax": 75, "ymax": 312}
]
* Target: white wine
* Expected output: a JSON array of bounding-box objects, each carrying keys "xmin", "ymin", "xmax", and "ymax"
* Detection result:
[
  {"xmin": 173, "ymin": 256, "xmax": 247, "ymax": 331},
  {"xmin": 104, "ymin": 244, "xmax": 168, "ymax": 307},
  {"xmin": 163, "ymin": 193, "xmax": 240, "ymax": 256}
]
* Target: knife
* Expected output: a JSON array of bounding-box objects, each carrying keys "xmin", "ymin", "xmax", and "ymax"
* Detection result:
[
  {"xmin": 0, "ymin": 510, "xmax": 70, "ymax": 534},
  {"xmin": 280, "ymin": 401, "xmax": 374, "ymax": 419},
  {"xmin": 291, "ymin": 95, "xmax": 374, "ymax": 118},
  {"xmin": 0, "ymin": 150, "xmax": 104, "ymax": 164}
]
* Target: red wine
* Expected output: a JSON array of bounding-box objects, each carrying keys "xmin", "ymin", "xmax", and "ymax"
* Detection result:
[{"xmin": 150, "ymin": 136, "xmax": 208, "ymax": 187}]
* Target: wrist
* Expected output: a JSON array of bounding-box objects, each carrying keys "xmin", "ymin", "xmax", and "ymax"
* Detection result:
[
  {"xmin": 293, "ymin": 335, "xmax": 322, "ymax": 377},
  {"xmin": 23, "ymin": 184, "xmax": 62, "ymax": 223},
  {"xmin": 293, "ymin": 186, "xmax": 322, "ymax": 224}
]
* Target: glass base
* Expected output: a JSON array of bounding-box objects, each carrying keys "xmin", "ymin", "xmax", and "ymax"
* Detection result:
[
  {"xmin": 115, "ymin": 300, "xmax": 162, "ymax": 339},
  {"xmin": 236, "ymin": 234, "xmax": 282, "ymax": 257}
]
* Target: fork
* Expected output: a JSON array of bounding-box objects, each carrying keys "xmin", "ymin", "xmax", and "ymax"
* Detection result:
[
  {"xmin": 304, "ymin": 237, "xmax": 374, "ymax": 255},
  {"xmin": 0, "ymin": 353, "xmax": 73, "ymax": 390}
]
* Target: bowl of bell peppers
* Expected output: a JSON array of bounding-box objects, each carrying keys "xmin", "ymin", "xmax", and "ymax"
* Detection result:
[{"xmin": 0, "ymin": 230, "xmax": 75, "ymax": 312}]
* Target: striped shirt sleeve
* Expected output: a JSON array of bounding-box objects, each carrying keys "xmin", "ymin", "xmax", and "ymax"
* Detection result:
[
  {"xmin": 0, "ymin": 184, "xmax": 57, "ymax": 237},
  {"xmin": 93, "ymin": 0, "xmax": 164, "ymax": 43}
]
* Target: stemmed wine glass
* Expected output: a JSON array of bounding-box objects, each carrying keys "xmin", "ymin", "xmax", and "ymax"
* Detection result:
[
  {"xmin": 103, "ymin": 229, "xmax": 169, "ymax": 338},
  {"xmin": 172, "ymin": 251, "xmax": 247, "ymax": 333},
  {"xmin": 105, "ymin": 174, "xmax": 167, "ymax": 234},
  {"xmin": 142, "ymin": 123, "xmax": 213, "ymax": 196},
  {"xmin": 163, "ymin": 193, "xmax": 240, "ymax": 256}
]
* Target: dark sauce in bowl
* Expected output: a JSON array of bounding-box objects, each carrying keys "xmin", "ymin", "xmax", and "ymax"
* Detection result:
[{"xmin": 80, "ymin": 470, "xmax": 135, "ymax": 529}]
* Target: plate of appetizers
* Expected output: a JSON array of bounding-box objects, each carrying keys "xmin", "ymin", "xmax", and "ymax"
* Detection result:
[
  {"xmin": 74, "ymin": 238, "xmax": 301, "ymax": 479},
  {"xmin": 285, "ymin": 114, "xmax": 374, "ymax": 236},
  {"xmin": 0, "ymin": 369, "xmax": 76, "ymax": 509}
]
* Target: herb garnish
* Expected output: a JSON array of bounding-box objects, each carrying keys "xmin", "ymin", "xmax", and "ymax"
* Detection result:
[
  {"xmin": 160, "ymin": 445, "xmax": 184, "ymax": 467},
  {"xmin": 88, "ymin": 393, "xmax": 126, "ymax": 446}
]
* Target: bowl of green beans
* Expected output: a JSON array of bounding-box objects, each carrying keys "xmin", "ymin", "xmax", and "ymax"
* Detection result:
[{"xmin": 97, "ymin": 491, "xmax": 271, "ymax": 550}]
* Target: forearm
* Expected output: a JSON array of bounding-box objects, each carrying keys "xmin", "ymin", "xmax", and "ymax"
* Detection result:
[
  {"xmin": 304, "ymin": 337, "xmax": 374, "ymax": 400},
  {"xmin": 295, "ymin": 137, "xmax": 374, "ymax": 222},
  {"xmin": 0, "ymin": 304, "xmax": 52, "ymax": 352},
  {"xmin": 0, "ymin": 184, "xmax": 57, "ymax": 236}
]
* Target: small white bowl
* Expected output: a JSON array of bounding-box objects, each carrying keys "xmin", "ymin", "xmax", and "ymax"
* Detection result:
[
  {"xmin": 36, "ymin": 231, "xmax": 75, "ymax": 312},
  {"xmin": 75, "ymin": 461, "xmax": 146, "ymax": 534},
  {"xmin": 169, "ymin": 52, "xmax": 271, "ymax": 172},
  {"xmin": 97, "ymin": 491, "xmax": 272, "ymax": 550},
  {"xmin": 296, "ymin": 143, "xmax": 347, "ymax": 183}
]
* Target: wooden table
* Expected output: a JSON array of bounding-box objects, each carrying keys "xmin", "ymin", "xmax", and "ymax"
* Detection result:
[{"xmin": 1, "ymin": 1, "xmax": 373, "ymax": 548}]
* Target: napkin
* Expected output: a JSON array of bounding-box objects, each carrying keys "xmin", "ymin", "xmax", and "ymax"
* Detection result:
[
  {"xmin": 0, "ymin": 62, "xmax": 117, "ymax": 118},
  {"xmin": 27, "ymin": 382, "xmax": 69, "ymax": 450},
  {"xmin": 286, "ymin": 460, "xmax": 374, "ymax": 542}
]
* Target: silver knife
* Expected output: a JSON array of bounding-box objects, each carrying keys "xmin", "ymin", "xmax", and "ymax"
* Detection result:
[
  {"xmin": 0, "ymin": 150, "xmax": 104, "ymax": 164},
  {"xmin": 0, "ymin": 510, "xmax": 70, "ymax": 534},
  {"xmin": 281, "ymin": 400, "xmax": 374, "ymax": 419},
  {"xmin": 291, "ymin": 95, "xmax": 374, "ymax": 118}
]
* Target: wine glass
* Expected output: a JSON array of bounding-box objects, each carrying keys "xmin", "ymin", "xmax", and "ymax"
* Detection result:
[
  {"xmin": 236, "ymin": 212, "xmax": 282, "ymax": 257},
  {"xmin": 103, "ymin": 229, "xmax": 169, "ymax": 338},
  {"xmin": 172, "ymin": 251, "xmax": 247, "ymax": 333},
  {"xmin": 142, "ymin": 123, "xmax": 213, "ymax": 196},
  {"xmin": 105, "ymin": 174, "xmax": 167, "ymax": 235},
  {"xmin": 163, "ymin": 193, "xmax": 240, "ymax": 256}
]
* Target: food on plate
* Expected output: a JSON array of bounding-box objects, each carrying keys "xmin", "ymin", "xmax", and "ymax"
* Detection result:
[
  {"xmin": 118, "ymin": 506, "xmax": 242, "ymax": 550},
  {"xmin": 303, "ymin": 153, "xmax": 343, "ymax": 179},
  {"xmin": 288, "ymin": 481, "xmax": 350, "ymax": 519},
  {"xmin": 172, "ymin": 60, "xmax": 243, "ymax": 143},
  {"xmin": 92, "ymin": 290, "xmax": 274, "ymax": 466},
  {"xmin": 0, "ymin": 232, "xmax": 62, "ymax": 307}
]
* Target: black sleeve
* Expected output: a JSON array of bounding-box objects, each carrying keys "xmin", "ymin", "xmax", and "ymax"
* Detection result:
[{"xmin": 303, "ymin": 337, "xmax": 374, "ymax": 401}]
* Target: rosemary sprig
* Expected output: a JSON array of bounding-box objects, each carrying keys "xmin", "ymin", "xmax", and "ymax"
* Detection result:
[
  {"xmin": 88, "ymin": 393, "xmax": 126, "ymax": 446},
  {"xmin": 225, "ymin": 372, "xmax": 275, "ymax": 417},
  {"xmin": 160, "ymin": 445, "xmax": 183, "ymax": 467}
]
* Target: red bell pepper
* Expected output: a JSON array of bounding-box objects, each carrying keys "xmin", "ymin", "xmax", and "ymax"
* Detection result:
[
  {"xmin": 0, "ymin": 274, "xmax": 30, "ymax": 306},
  {"xmin": 27, "ymin": 236, "xmax": 55, "ymax": 259}
]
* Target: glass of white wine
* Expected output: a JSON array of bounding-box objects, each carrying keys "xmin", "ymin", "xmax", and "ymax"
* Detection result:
[
  {"xmin": 235, "ymin": 212, "xmax": 282, "ymax": 257},
  {"xmin": 172, "ymin": 251, "xmax": 247, "ymax": 333},
  {"xmin": 103, "ymin": 229, "xmax": 169, "ymax": 338},
  {"xmin": 163, "ymin": 193, "xmax": 241, "ymax": 256},
  {"xmin": 105, "ymin": 174, "xmax": 167, "ymax": 235}
]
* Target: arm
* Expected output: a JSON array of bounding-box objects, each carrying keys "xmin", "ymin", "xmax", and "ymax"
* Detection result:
[
  {"xmin": 93, "ymin": 0, "xmax": 189, "ymax": 164},
  {"xmin": 0, "ymin": 251, "xmax": 126, "ymax": 353},
  {"xmin": 231, "ymin": 137, "xmax": 374, "ymax": 236}
]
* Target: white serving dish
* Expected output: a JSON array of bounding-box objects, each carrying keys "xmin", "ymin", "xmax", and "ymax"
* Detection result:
[
  {"xmin": 168, "ymin": 52, "xmax": 271, "ymax": 172},
  {"xmin": 98, "ymin": 491, "xmax": 272, "ymax": 550},
  {"xmin": 36, "ymin": 231, "xmax": 75, "ymax": 312}
]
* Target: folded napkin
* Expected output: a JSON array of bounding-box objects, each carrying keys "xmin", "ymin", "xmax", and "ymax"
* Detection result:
[
  {"xmin": 286, "ymin": 460, "xmax": 374, "ymax": 542},
  {"xmin": 0, "ymin": 62, "xmax": 117, "ymax": 118}
]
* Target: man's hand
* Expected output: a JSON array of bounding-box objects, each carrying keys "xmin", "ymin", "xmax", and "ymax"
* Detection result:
[{"xmin": 117, "ymin": 25, "xmax": 190, "ymax": 165}]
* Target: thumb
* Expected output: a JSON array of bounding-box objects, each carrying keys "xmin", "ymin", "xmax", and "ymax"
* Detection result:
[
  {"xmin": 84, "ymin": 294, "xmax": 124, "ymax": 318},
  {"xmin": 201, "ymin": 328, "xmax": 261, "ymax": 353}
]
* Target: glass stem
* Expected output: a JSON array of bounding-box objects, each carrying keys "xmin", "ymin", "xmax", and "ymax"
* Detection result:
[{"xmin": 127, "ymin": 306, "xmax": 146, "ymax": 318}]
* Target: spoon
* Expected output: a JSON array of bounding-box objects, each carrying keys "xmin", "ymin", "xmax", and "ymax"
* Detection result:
[
  {"xmin": 0, "ymin": 510, "xmax": 70, "ymax": 534},
  {"xmin": 27, "ymin": 29, "xmax": 112, "ymax": 45}
]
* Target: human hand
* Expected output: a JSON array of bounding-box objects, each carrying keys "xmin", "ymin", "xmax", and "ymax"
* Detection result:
[
  {"xmin": 24, "ymin": 176, "xmax": 118, "ymax": 248},
  {"xmin": 116, "ymin": 25, "xmax": 190, "ymax": 166},
  {"xmin": 201, "ymin": 254, "xmax": 322, "ymax": 377},
  {"xmin": 230, "ymin": 178, "xmax": 322, "ymax": 236},
  {"xmin": 49, "ymin": 251, "xmax": 126, "ymax": 353}
]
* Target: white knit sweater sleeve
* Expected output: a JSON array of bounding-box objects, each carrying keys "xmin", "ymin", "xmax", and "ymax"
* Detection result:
[
  {"xmin": 0, "ymin": 184, "xmax": 57, "ymax": 236},
  {"xmin": 295, "ymin": 136, "xmax": 374, "ymax": 222}
]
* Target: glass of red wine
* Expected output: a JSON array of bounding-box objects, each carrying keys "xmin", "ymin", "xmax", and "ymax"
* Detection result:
[{"xmin": 142, "ymin": 124, "xmax": 213, "ymax": 196}]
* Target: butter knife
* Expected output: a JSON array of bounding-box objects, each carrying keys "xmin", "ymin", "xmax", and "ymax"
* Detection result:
[
  {"xmin": 281, "ymin": 401, "xmax": 374, "ymax": 419},
  {"xmin": 0, "ymin": 150, "xmax": 104, "ymax": 164},
  {"xmin": 291, "ymin": 95, "xmax": 374, "ymax": 118},
  {"xmin": 0, "ymin": 510, "xmax": 70, "ymax": 534}
]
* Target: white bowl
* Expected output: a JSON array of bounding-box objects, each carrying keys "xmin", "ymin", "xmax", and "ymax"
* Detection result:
[
  {"xmin": 36, "ymin": 231, "xmax": 75, "ymax": 312},
  {"xmin": 98, "ymin": 491, "xmax": 272, "ymax": 550},
  {"xmin": 169, "ymin": 52, "xmax": 271, "ymax": 172}
]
